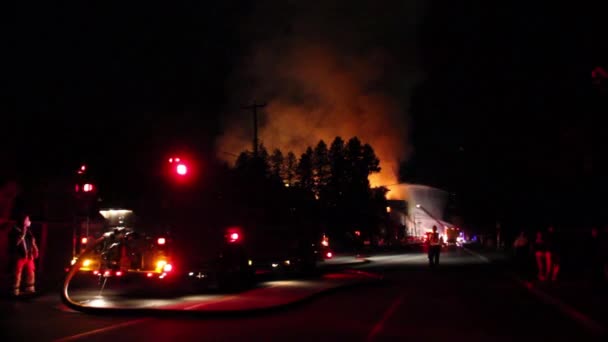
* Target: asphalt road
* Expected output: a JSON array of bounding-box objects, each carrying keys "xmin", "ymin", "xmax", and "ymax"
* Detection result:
[{"xmin": 1, "ymin": 249, "xmax": 602, "ymax": 341}]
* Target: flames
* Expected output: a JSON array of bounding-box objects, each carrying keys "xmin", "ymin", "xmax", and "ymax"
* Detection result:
[
  {"xmin": 215, "ymin": 1, "xmax": 425, "ymax": 188},
  {"xmin": 216, "ymin": 44, "xmax": 412, "ymax": 188}
]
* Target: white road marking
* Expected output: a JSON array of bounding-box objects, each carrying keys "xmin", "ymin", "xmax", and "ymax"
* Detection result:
[{"xmin": 54, "ymin": 319, "xmax": 149, "ymax": 341}]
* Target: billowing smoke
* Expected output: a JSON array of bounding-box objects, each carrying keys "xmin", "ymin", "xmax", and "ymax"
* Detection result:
[{"xmin": 216, "ymin": 0, "xmax": 426, "ymax": 187}]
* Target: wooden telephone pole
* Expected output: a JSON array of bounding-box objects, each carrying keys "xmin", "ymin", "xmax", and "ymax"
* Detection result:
[{"xmin": 243, "ymin": 102, "xmax": 267, "ymax": 157}]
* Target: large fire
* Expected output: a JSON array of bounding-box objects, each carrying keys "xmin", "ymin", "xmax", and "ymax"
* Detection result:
[{"xmin": 216, "ymin": 43, "xmax": 411, "ymax": 188}]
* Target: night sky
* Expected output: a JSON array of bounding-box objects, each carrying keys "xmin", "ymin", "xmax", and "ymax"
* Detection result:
[{"xmin": 3, "ymin": 1, "xmax": 599, "ymax": 228}]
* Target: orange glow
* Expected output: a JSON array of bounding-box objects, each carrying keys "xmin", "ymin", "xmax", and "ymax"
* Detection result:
[{"xmin": 216, "ymin": 44, "xmax": 410, "ymax": 189}]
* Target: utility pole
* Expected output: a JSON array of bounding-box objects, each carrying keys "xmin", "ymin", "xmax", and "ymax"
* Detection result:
[{"xmin": 243, "ymin": 101, "xmax": 267, "ymax": 157}]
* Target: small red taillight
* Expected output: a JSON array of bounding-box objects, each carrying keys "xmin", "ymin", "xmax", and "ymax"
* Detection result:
[
  {"xmin": 157, "ymin": 237, "xmax": 166, "ymax": 245},
  {"xmin": 326, "ymin": 252, "xmax": 333, "ymax": 259},
  {"xmin": 81, "ymin": 237, "xmax": 88, "ymax": 244}
]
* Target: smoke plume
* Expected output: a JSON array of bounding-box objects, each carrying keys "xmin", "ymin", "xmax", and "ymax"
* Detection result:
[{"xmin": 216, "ymin": 0, "xmax": 426, "ymax": 187}]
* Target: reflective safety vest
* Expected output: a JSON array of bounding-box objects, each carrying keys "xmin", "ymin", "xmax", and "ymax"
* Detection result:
[{"xmin": 429, "ymin": 232, "xmax": 441, "ymax": 246}]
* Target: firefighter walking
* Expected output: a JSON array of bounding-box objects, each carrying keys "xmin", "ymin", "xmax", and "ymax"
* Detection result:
[
  {"xmin": 427, "ymin": 225, "xmax": 443, "ymax": 267},
  {"xmin": 8, "ymin": 214, "xmax": 39, "ymax": 296}
]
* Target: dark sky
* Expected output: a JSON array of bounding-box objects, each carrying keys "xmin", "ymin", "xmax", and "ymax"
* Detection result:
[{"xmin": 3, "ymin": 1, "xmax": 598, "ymax": 227}]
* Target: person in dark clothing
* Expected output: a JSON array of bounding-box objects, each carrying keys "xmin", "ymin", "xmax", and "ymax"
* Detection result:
[
  {"xmin": 533, "ymin": 231, "xmax": 546, "ymax": 281},
  {"xmin": 8, "ymin": 214, "xmax": 39, "ymax": 296},
  {"xmin": 427, "ymin": 226, "xmax": 443, "ymax": 267},
  {"xmin": 545, "ymin": 226, "xmax": 561, "ymax": 281},
  {"xmin": 513, "ymin": 231, "xmax": 530, "ymax": 278}
]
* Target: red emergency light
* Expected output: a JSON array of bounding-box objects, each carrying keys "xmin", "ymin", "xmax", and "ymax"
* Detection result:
[
  {"xmin": 176, "ymin": 163, "xmax": 188, "ymax": 175},
  {"xmin": 229, "ymin": 232, "xmax": 240, "ymax": 243}
]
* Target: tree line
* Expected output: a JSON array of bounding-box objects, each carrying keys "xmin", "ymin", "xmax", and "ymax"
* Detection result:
[{"xmin": 231, "ymin": 136, "xmax": 391, "ymax": 248}]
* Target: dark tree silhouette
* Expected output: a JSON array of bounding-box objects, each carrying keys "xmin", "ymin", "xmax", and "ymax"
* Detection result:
[{"xmin": 296, "ymin": 147, "xmax": 314, "ymax": 194}]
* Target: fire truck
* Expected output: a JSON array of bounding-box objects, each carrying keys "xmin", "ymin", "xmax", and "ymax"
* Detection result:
[
  {"xmin": 69, "ymin": 207, "xmax": 330, "ymax": 291},
  {"xmin": 70, "ymin": 209, "xmax": 176, "ymax": 283}
]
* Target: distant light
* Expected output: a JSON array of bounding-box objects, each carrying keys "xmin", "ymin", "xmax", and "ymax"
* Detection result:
[
  {"xmin": 188, "ymin": 272, "xmax": 194, "ymax": 276},
  {"xmin": 156, "ymin": 260, "xmax": 167, "ymax": 271},
  {"xmin": 70, "ymin": 258, "xmax": 77, "ymax": 266},
  {"xmin": 272, "ymin": 263, "xmax": 279, "ymax": 268},
  {"xmin": 157, "ymin": 237, "xmax": 166, "ymax": 245},
  {"xmin": 83, "ymin": 183, "xmax": 94, "ymax": 192},
  {"xmin": 284, "ymin": 260, "xmax": 290, "ymax": 265},
  {"xmin": 176, "ymin": 163, "xmax": 187, "ymax": 175},
  {"xmin": 386, "ymin": 206, "xmax": 391, "ymax": 213},
  {"xmin": 326, "ymin": 252, "xmax": 333, "ymax": 259},
  {"xmin": 175, "ymin": 158, "xmax": 180, "ymax": 162},
  {"xmin": 168, "ymin": 158, "xmax": 173, "ymax": 163},
  {"xmin": 115, "ymin": 271, "xmax": 123, "ymax": 276},
  {"xmin": 248, "ymin": 259, "xmax": 253, "ymax": 266},
  {"xmin": 82, "ymin": 259, "xmax": 91, "ymax": 267},
  {"xmin": 230, "ymin": 232, "xmax": 240, "ymax": 242},
  {"xmin": 147, "ymin": 272, "xmax": 153, "ymax": 278},
  {"xmin": 104, "ymin": 270, "xmax": 111, "ymax": 277},
  {"xmin": 93, "ymin": 270, "xmax": 99, "ymax": 275},
  {"xmin": 81, "ymin": 237, "xmax": 88, "ymax": 244},
  {"xmin": 354, "ymin": 230, "xmax": 361, "ymax": 237},
  {"xmin": 99, "ymin": 209, "xmax": 133, "ymax": 219},
  {"xmin": 163, "ymin": 264, "xmax": 173, "ymax": 272},
  {"xmin": 416, "ymin": 204, "xmax": 421, "ymax": 208},
  {"xmin": 284, "ymin": 183, "xmax": 290, "ymax": 187},
  {"xmin": 75, "ymin": 184, "xmax": 80, "ymax": 192},
  {"xmin": 81, "ymin": 165, "xmax": 86, "ymax": 171}
]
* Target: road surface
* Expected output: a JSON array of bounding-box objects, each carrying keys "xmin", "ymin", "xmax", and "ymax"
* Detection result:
[{"xmin": 1, "ymin": 248, "xmax": 602, "ymax": 341}]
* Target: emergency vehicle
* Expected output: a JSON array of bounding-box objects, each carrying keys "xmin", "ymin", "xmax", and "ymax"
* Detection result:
[{"xmin": 70, "ymin": 209, "xmax": 176, "ymax": 282}]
